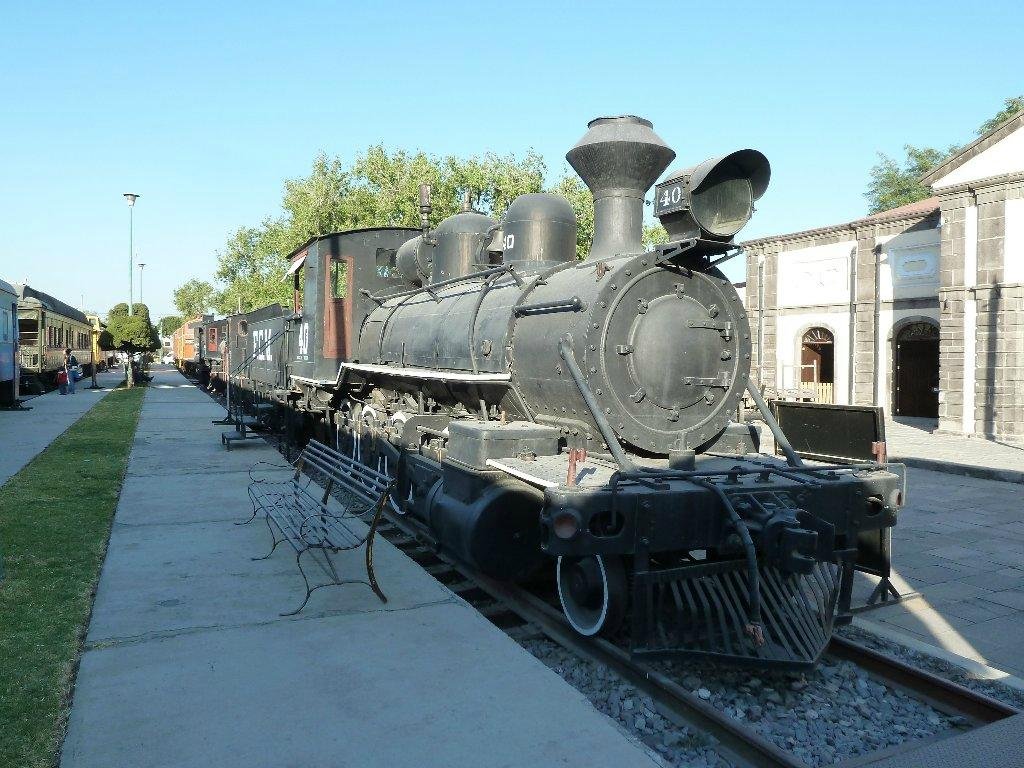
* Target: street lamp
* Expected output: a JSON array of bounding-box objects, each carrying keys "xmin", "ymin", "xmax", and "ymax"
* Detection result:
[
  {"xmin": 137, "ymin": 261, "xmax": 146, "ymax": 306},
  {"xmin": 123, "ymin": 193, "xmax": 140, "ymax": 315}
]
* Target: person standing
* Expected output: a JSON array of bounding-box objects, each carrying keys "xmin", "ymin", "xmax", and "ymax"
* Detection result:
[{"xmin": 64, "ymin": 348, "xmax": 78, "ymax": 394}]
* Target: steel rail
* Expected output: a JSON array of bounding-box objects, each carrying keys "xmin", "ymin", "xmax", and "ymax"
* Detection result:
[
  {"xmin": 323, "ymin": 443, "xmax": 1021, "ymax": 768},
  {"xmin": 372, "ymin": 511, "xmax": 799, "ymax": 768},
  {"xmin": 826, "ymin": 635, "xmax": 1019, "ymax": 726},
  {"xmin": 469, "ymin": 571, "xmax": 804, "ymax": 768},
  {"xmin": 382, "ymin": 516, "xmax": 1022, "ymax": 768}
]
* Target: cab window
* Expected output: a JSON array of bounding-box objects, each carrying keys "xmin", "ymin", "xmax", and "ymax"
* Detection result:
[
  {"xmin": 293, "ymin": 266, "xmax": 304, "ymax": 312},
  {"xmin": 375, "ymin": 248, "xmax": 397, "ymax": 279},
  {"xmin": 332, "ymin": 259, "xmax": 348, "ymax": 299}
]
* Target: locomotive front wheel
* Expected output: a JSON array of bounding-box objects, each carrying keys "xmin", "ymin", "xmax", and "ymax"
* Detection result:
[{"xmin": 556, "ymin": 554, "xmax": 627, "ymax": 637}]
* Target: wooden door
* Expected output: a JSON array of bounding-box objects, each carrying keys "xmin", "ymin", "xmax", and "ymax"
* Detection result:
[{"xmin": 895, "ymin": 323, "xmax": 939, "ymax": 417}]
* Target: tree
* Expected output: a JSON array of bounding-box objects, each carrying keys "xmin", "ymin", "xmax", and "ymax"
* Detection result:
[
  {"xmin": 864, "ymin": 144, "xmax": 953, "ymax": 214},
  {"xmin": 186, "ymin": 147, "xmax": 549, "ymax": 314},
  {"xmin": 101, "ymin": 303, "xmax": 160, "ymax": 387},
  {"xmin": 173, "ymin": 279, "xmax": 216, "ymax": 318},
  {"xmin": 212, "ymin": 224, "xmax": 293, "ymax": 315},
  {"xmin": 865, "ymin": 96, "xmax": 1024, "ymax": 214},
  {"xmin": 548, "ymin": 173, "xmax": 593, "ymax": 259},
  {"xmin": 977, "ymin": 95, "xmax": 1024, "ymax": 136},
  {"xmin": 158, "ymin": 314, "xmax": 183, "ymax": 336}
]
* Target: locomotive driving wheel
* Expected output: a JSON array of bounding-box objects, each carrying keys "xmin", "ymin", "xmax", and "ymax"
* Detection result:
[{"xmin": 556, "ymin": 554, "xmax": 627, "ymax": 637}]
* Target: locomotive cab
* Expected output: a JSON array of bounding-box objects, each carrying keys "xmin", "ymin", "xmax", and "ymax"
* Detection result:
[{"xmin": 285, "ymin": 228, "xmax": 419, "ymax": 388}]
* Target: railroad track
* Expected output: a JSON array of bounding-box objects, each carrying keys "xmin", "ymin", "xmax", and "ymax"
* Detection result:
[
  {"xmin": 222, "ymin": 403, "xmax": 1020, "ymax": 768},
  {"xmin": 373, "ymin": 514, "xmax": 1019, "ymax": 768}
]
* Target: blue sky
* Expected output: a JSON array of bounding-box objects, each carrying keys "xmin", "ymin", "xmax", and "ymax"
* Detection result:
[{"xmin": 1, "ymin": 1, "xmax": 1020, "ymax": 320}]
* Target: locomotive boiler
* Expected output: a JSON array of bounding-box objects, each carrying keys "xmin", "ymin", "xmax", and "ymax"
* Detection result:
[{"xmin": 204, "ymin": 115, "xmax": 904, "ymax": 668}]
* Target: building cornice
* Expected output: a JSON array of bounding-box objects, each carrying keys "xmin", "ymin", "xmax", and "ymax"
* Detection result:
[
  {"xmin": 741, "ymin": 207, "xmax": 938, "ymax": 249},
  {"xmin": 934, "ymin": 170, "xmax": 1024, "ymax": 199},
  {"xmin": 921, "ymin": 109, "xmax": 1024, "ymax": 187}
]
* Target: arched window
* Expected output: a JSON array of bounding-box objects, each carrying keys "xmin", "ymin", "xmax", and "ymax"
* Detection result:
[{"xmin": 801, "ymin": 327, "xmax": 834, "ymax": 384}]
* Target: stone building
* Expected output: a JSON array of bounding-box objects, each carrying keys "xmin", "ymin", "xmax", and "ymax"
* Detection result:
[{"xmin": 743, "ymin": 109, "xmax": 1024, "ymax": 442}]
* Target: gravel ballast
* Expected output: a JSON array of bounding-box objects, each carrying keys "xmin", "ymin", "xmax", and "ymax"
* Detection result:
[{"xmin": 516, "ymin": 629, "xmax": 966, "ymax": 767}]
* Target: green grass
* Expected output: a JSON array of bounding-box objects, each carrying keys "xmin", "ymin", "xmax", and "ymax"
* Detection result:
[{"xmin": 0, "ymin": 386, "xmax": 145, "ymax": 768}]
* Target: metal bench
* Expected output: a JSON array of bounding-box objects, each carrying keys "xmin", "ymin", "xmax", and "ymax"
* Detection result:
[{"xmin": 244, "ymin": 439, "xmax": 394, "ymax": 615}]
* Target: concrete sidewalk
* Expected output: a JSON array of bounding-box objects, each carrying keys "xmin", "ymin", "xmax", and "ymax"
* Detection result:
[
  {"xmin": 885, "ymin": 417, "xmax": 1024, "ymax": 484},
  {"xmin": 0, "ymin": 367, "xmax": 125, "ymax": 486},
  {"xmin": 60, "ymin": 369, "xmax": 655, "ymax": 768}
]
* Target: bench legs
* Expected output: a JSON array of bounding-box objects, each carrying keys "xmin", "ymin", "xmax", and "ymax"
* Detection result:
[
  {"xmin": 364, "ymin": 491, "xmax": 389, "ymax": 604},
  {"xmin": 281, "ymin": 546, "xmax": 388, "ymax": 617},
  {"xmin": 252, "ymin": 514, "xmax": 284, "ymax": 561},
  {"xmin": 239, "ymin": 485, "xmax": 261, "ymax": 526}
]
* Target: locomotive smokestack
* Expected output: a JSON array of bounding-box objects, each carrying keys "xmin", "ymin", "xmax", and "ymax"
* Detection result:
[{"xmin": 566, "ymin": 116, "xmax": 675, "ymax": 260}]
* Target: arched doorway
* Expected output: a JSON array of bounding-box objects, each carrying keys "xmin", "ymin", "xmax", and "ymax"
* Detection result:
[
  {"xmin": 894, "ymin": 321, "xmax": 939, "ymax": 417},
  {"xmin": 801, "ymin": 327, "xmax": 835, "ymax": 383}
]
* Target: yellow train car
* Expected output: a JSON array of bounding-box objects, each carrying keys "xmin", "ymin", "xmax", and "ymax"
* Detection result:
[{"xmin": 15, "ymin": 283, "xmax": 94, "ymax": 387}]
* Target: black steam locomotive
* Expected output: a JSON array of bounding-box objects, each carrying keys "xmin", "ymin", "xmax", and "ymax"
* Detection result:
[{"xmin": 200, "ymin": 116, "xmax": 904, "ymax": 667}]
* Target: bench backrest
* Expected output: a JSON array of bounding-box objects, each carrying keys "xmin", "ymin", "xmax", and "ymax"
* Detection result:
[{"xmin": 296, "ymin": 439, "xmax": 392, "ymax": 508}]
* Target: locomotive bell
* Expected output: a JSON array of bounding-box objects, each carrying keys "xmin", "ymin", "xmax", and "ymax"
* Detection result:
[
  {"xmin": 654, "ymin": 150, "xmax": 770, "ymax": 246},
  {"xmin": 566, "ymin": 116, "xmax": 675, "ymax": 260}
]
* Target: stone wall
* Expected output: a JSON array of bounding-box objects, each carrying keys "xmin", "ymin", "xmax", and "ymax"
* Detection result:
[{"xmin": 935, "ymin": 174, "xmax": 1024, "ymax": 443}]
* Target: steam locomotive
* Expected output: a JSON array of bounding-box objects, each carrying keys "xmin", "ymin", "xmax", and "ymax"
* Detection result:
[{"xmin": 196, "ymin": 116, "xmax": 904, "ymax": 667}]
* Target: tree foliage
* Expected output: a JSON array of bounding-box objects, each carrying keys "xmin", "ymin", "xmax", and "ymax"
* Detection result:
[
  {"xmin": 547, "ymin": 173, "xmax": 594, "ymax": 259},
  {"xmin": 157, "ymin": 314, "xmax": 183, "ymax": 336},
  {"xmin": 196, "ymin": 148, "xmax": 550, "ymax": 314},
  {"xmin": 100, "ymin": 303, "xmax": 160, "ymax": 353},
  {"xmin": 864, "ymin": 144, "xmax": 952, "ymax": 214},
  {"xmin": 178, "ymin": 143, "xmax": 683, "ymax": 305},
  {"xmin": 977, "ymin": 95, "xmax": 1024, "ymax": 136},
  {"xmin": 172, "ymin": 279, "xmax": 216, "ymax": 318},
  {"xmin": 212, "ymin": 224, "xmax": 293, "ymax": 315},
  {"xmin": 865, "ymin": 96, "xmax": 1024, "ymax": 214}
]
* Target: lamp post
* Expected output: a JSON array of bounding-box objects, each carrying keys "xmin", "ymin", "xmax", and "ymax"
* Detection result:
[
  {"xmin": 137, "ymin": 261, "xmax": 146, "ymax": 306},
  {"xmin": 123, "ymin": 193, "xmax": 140, "ymax": 315}
]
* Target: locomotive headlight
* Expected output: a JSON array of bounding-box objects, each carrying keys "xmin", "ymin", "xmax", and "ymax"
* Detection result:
[{"xmin": 654, "ymin": 149, "xmax": 770, "ymax": 247}]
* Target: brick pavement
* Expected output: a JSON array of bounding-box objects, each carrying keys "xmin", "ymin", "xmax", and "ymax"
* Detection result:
[{"xmin": 850, "ymin": 466, "xmax": 1024, "ymax": 678}]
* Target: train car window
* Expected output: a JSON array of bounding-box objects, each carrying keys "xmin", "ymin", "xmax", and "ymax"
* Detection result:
[
  {"xmin": 375, "ymin": 248, "xmax": 397, "ymax": 279},
  {"xmin": 331, "ymin": 260, "xmax": 348, "ymax": 298},
  {"xmin": 293, "ymin": 266, "xmax": 304, "ymax": 312}
]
